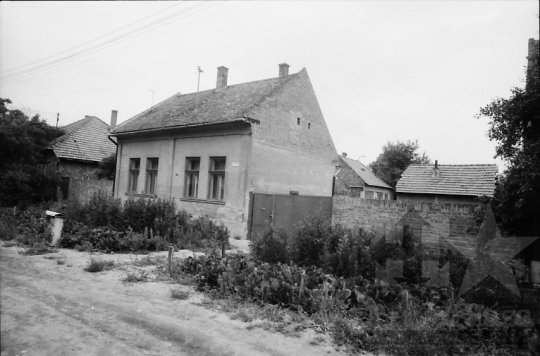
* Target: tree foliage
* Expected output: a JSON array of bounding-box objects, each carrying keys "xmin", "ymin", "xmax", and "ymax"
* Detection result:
[
  {"xmin": 477, "ymin": 43, "xmax": 540, "ymax": 237},
  {"xmin": 369, "ymin": 140, "xmax": 430, "ymax": 188},
  {"xmin": 0, "ymin": 98, "xmax": 65, "ymax": 206},
  {"xmin": 97, "ymin": 153, "xmax": 116, "ymax": 180}
]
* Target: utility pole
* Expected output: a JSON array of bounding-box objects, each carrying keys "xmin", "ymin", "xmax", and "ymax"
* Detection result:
[
  {"xmin": 56, "ymin": 113, "xmax": 59, "ymax": 128},
  {"xmin": 196, "ymin": 66, "xmax": 203, "ymax": 108}
]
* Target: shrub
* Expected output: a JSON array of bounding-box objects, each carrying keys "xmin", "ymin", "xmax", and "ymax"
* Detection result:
[
  {"xmin": 171, "ymin": 289, "xmax": 190, "ymax": 300},
  {"xmin": 84, "ymin": 257, "xmax": 114, "ymax": 273},
  {"xmin": 0, "ymin": 220, "xmax": 16, "ymax": 241},
  {"xmin": 250, "ymin": 227, "xmax": 290, "ymax": 264}
]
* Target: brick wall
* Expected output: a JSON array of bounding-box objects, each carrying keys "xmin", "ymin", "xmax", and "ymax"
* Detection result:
[
  {"xmin": 68, "ymin": 178, "xmax": 113, "ymax": 202},
  {"xmin": 331, "ymin": 196, "xmax": 521, "ymax": 260}
]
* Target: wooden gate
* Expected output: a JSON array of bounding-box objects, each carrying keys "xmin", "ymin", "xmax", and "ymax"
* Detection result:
[{"xmin": 248, "ymin": 192, "xmax": 333, "ymax": 239}]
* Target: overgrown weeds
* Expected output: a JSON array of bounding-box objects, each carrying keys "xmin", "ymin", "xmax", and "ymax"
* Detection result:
[
  {"xmin": 22, "ymin": 242, "xmax": 58, "ymax": 255},
  {"xmin": 176, "ymin": 250, "xmax": 539, "ymax": 356},
  {"xmin": 84, "ymin": 257, "xmax": 114, "ymax": 273},
  {"xmin": 122, "ymin": 271, "xmax": 149, "ymax": 283}
]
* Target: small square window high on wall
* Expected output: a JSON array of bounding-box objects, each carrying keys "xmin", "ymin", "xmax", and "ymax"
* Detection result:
[
  {"xmin": 184, "ymin": 157, "xmax": 200, "ymax": 198},
  {"xmin": 145, "ymin": 158, "xmax": 159, "ymax": 194},
  {"xmin": 128, "ymin": 158, "xmax": 140, "ymax": 193},
  {"xmin": 209, "ymin": 157, "xmax": 226, "ymax": 200}
]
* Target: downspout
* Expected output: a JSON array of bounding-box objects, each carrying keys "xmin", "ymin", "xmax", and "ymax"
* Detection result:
[{"xmin": 108, "ymin": 135, "xmax": 118, "ymax": 196}]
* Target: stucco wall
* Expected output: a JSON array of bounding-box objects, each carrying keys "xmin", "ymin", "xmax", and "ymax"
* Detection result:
[
  {"xmin": 251, "ymin": 142, "xmax": 334, "ymax": 196},
  {"xmin": 68, "ymin": 178, "xmax": 113, "ymax": 202},
  {"xmin": 249, "ymin": 69, "xmax": 337, "ymax": 197},
  {"xmin": 115, "ymin": 126, "xmax": 251, "ymax": 237}
]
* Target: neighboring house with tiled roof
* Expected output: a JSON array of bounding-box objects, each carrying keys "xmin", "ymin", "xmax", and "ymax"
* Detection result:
[
  {"xmin": 395, "ymin": 162, "xmax": 498, "ymax": 204},
  {"xmin": 334, "ymin": 153, "xmax": 393, "ymax": 199},
  {"xmin": 109, "ymin": 64, "xmax": 338, "ymax": 237},
  {"xmin": 43, "ymin": 116, "xmax": 117, "ymax": 180}
]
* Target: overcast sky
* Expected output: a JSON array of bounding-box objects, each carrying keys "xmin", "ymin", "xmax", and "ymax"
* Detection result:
[{"xmin": 1, "ymin": 1, "xmax": 538, "ymax": 170}]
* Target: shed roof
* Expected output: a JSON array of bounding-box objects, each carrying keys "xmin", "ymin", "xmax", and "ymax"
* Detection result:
[
  {"xmin": 396, "ymin": 164, "xmax": 498, "ymax": 197},
  {"xmin": 340, "ymin": 155, "xmax": 392, "ymax": 189},
  {"xmin": 50, "ymin": 116, "xmax": 116, "ymax": 163},
  {"xmin": 111, "ymin": 69, "xmax": 303, "ymax": 135}
]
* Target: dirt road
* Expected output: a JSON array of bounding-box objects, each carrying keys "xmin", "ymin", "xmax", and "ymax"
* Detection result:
[{"xmin": 0, "ymin": 244, "xmax": 348, "ymax": 356}]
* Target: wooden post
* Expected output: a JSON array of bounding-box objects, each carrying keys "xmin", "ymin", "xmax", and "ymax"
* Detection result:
[{"xmin": 168, "ymin": 245, "xmax": 173, "ymax": 276}]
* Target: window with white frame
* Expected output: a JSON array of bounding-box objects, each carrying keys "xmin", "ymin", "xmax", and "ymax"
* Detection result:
[
  {"xmin": 145, "ymin": 158, "xmax": 159, "ymax": 194},
  {"xmin": 208, "ymin": 157, "xmax": 226, "ymax": 200},
  {"xmin": 128, "ymin": 158, "xmax": 140, "ymax": 193},
  {"xmin": 184, "ymin": 157, "xmax": 200, "ymax": 198}
]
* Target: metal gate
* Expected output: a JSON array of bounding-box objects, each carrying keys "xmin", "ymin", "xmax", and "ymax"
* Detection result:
[{"xmin": 248, "ymin": 192, "xmax": 333, "ymax": 239}]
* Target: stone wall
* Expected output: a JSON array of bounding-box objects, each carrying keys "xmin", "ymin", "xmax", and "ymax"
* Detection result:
[{"xmin": 68, "ymin": 178, "xmax": 113, "ymax": 202}]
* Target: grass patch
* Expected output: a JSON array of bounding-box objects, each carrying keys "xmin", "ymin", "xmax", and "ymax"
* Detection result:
[
  {"xmin": 3, "ymin": 241, "xmax": 17, "ymax": 248},
  {"xmin": 122, "ymin": 271, "xmax": 149, "ymax": 283},
  {"xmin": 84, "ymin": 257, "xmax": 114, "ymax": 273},
  {"xmin": 132, "ymin": 255, "xmax": 163, "ymax": 267},
  {"xmin": 171, "ymin": 289, "xmax": 190, "ymax": 300}
]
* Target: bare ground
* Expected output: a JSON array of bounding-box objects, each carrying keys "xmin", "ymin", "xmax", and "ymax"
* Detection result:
[{"xmin": 0, "ymin": 242, "xmax": 354, "ymax": 356}]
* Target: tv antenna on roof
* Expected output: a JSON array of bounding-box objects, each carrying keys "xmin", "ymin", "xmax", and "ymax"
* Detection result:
[{"xmin": 196, "ymin": 66, "xmax": 203, "ymax": 108}]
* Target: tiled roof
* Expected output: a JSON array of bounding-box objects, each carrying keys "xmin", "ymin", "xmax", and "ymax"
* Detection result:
[
  {"xmin": 111, "ymin": 70, "xmax": 302, "ymax": 134},
  {"xmin": 51, "ymin": 116, "xmax": 116, "ymax": 162},
  {"xmin": 396, "ymin": 164, "xmax": 498, "ymax": 197},
  {"xmin": 340, "ymin": 156, "xmax": 392, "ymax": 189}
]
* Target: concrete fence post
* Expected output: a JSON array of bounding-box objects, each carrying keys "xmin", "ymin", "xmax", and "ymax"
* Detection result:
[{"xmin": 168, "ymin": 245, "xmax": 174, "ymax": 276}]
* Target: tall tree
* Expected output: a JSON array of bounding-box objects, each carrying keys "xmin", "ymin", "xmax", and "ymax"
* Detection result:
[
  {"xmin": 0, "ymin": 98, "xmax": 64, "ymax": 206},
  {"xmin": 369, "ymin": 140, "xmax": 430, "ymax": 188},
  {"xmin": 476, "ymin": 41, "xmax": 540, "ymax": 237}
]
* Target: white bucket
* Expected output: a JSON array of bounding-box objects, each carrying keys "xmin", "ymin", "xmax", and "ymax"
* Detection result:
[{"xmin": 531, "ymin": 261, "xmax": 540, "ymax": 284}]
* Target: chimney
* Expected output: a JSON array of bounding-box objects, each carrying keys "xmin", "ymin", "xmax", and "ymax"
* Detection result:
[
  {"xmin": 432, "ymin": 160, "xmax": 440, "ymax": 178},
  {"xmin": 110, "ymin": 110, "xmax": 118, "ymax": 130},
  {"xmin": 216, "ymin": 66, "xmax": 228, "ymax": 90},
  {"xmin": 342, "ymin": 152, "xmax": 347, "ymax": 157},
  {"xmin": 279, "ymin": 63, "xmax": 290, "ymax": 77}
]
